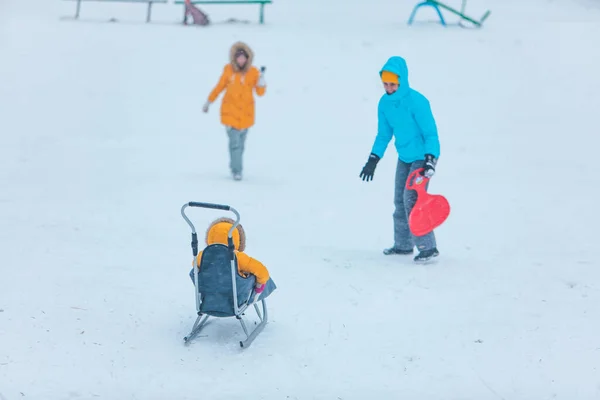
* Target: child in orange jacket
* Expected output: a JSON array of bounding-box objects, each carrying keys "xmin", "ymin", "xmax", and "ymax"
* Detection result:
[
  {"xmin": 194, "ymin": 217, "xmax": 270, "ymax": 293},
  {"xmin": 203, "ymin": 41, "xmax": 267, "ymax": 181}
]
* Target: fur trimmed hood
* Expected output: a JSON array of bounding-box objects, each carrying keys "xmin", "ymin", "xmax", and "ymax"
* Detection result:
[
  {"xmin": 205, "ymin": 217, "xmax": 247, "ymax": 251},
  {"xmin": 229, "ymin": 41, "xmax": 254, "ymax": 73}
]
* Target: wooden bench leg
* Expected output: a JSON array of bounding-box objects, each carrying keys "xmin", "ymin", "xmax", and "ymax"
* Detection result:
[
  {"xmin": 75, "ymin": 0, "xmax": 82, "ymax": 19},
  {"xmin": 259, "ymin": 3, "xmax": 265, "ymax": 24}
]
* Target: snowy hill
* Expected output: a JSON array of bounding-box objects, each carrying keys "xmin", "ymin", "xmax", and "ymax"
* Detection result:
[{"xmin": 1, "ymin": 0, "xmax": 599, "ymax": 398}]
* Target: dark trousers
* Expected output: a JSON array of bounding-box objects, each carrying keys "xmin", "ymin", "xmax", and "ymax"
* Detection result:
[{"xmin": 393, "ymin": 159, "xmax": 437, "ymax": 251}]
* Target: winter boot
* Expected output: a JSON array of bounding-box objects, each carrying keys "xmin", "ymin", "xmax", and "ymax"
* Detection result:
[
  {"xmin": 414, "ymin": 248, "xmax": 439, "ymax": 263},
  {"xmin": 233, "ymin": 172, "xmax": 242, "ymax": 181},
  {"xmin": 383, "ymin": 247, "xmax": 414, "ymax": 256}
]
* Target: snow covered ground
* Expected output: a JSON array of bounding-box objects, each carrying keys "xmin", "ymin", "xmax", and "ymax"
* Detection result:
[{"xmin": 1, "ymin": 0, "xmax": 600, "ymax": 398}]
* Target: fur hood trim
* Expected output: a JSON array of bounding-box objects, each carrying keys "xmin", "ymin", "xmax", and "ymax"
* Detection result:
[
  {"xmin": 229, "ymin": 41, "xmax": 254, "ymax": 72},
  {"xmin": 205, "ymin": 217, "xmax": 247, "ymax": 252}
]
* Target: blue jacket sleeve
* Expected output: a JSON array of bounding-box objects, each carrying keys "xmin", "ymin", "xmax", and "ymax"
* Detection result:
[
  {"xmin": 371, "ymin": 100, "xmax": 393, "ymax": 159},
  {"xmin": 412, "ymin": 94, "xmax": 440, "ymax": 158}
]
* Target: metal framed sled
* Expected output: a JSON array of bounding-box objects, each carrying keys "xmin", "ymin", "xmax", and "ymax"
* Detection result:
[{"xmin": 180, "ymin": 201, "xmax": 273, "ymax": 348}]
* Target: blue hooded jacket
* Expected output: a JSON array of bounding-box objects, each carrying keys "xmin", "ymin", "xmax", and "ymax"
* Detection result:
[{"xmin": 371, "ymin": 56, "xmax": 440, "ymax": 163}]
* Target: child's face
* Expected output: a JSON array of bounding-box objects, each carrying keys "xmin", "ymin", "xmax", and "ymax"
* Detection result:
[
  {"xmin": 384, "ymin": 82, "xmax": 398, "ymax": 95},
  {"xmin": 236, "ymin": 54, "xmax": 247, "ymax": 68}
]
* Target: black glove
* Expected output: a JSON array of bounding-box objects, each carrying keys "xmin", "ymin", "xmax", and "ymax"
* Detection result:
[
  {"xmin": 360, "ymin": 153, "xmax": 380, "ymax": 181},
  {"xmin": 423, "ymin": 154, "xmax": 436, "ymax": 178}
]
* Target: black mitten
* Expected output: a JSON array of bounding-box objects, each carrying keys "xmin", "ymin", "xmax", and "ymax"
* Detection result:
[
  {"xmin": 360, "ymin": 153, "xmax": 380, "ymax": 181},
  {"xmin": 423, "ymin": 154, "xmax": 436, "ymax": 178}
]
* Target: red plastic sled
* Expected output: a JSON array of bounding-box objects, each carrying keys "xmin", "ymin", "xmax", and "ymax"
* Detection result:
[{"xmin": 405, "ymin": 168, "xmax": 450, "ymax": 236}]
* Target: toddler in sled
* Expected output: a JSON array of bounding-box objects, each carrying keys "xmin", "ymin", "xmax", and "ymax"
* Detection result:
[{"xmin": 191, "ymin": 217, "xmax": 270, "ymax": 293}]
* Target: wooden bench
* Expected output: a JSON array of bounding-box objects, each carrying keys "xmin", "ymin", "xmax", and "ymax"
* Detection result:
[
  {"xmin": 65, "ymin": 0, "xmax": 168, "ymax": 23},
  {"xmin": 173, "ymin": 0, "xmax": 273, "ymax": 24}
]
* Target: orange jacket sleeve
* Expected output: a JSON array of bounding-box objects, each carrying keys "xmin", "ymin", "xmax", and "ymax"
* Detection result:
[
  {"xmin": 207, "ymin": 65, "xmax": 232, "ymax": 103},
  {"xmin": 236, "ymin": 252, "xmax": 269, "ymax": 285}
]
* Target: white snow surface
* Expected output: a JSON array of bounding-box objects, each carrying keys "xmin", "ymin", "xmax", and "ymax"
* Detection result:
[{"xmin": 1, "ymin": 0, "xmax": 600, "ymax": 398}]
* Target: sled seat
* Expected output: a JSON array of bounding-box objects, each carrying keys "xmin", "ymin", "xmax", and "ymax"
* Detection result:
[
  {"xmin": 185, "ymin": 243, "xmax": 276, "ymax": 347},
  {"xmin": 173, "ymin": 0, "xmax": 273, "ymax": 24},
  {"xmin": 189, "ymin": 243, "xmax": 276, "ymax": 317},
  {"xmin": 65, "ymin": 0, "xmax": 168, "ymax": 23}
]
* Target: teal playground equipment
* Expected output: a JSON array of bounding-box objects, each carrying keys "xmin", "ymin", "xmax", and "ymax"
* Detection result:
[{"xmin": 408, "ymin": 0, "xmax": 491, "ymax": 28}]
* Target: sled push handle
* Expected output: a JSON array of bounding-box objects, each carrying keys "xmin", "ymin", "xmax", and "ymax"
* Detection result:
[
  {"xmin": 188, "ymin": 201, "xmax": 231, "ymax": 211},
  {"xmin": 181, "ymin": 201, "xmax": 241, "ymax": 257}
]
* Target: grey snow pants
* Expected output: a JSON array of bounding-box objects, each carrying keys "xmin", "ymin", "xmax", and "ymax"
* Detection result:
[
  {"xmin": 393, "ymin": 159, "xmax": 437, "ymax": 252},
  {"xmin": 226, "ymin": 127, "xmax": 248, "ymax": 174}
]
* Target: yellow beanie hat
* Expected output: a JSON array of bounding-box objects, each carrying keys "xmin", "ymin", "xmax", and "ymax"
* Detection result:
[{"xmin": 381, "ymin": 70, "xmax": 399, "ymax": 84}]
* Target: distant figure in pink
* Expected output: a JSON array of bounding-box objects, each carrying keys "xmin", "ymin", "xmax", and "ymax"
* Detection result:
[{"xmin": 184, "ymin": 0, "xmax": 209, "ymax": 26}]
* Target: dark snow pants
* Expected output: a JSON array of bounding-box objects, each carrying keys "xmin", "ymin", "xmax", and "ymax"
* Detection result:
[{"xmin": 393, "ymin": 159, "xmax": 437, "ymax": 252}]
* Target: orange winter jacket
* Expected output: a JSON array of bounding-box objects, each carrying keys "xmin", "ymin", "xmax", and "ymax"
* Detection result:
[
  {"xmin": 194, "ymin": 217, "xmax": 270, "ymax": 285},
  {"xmin": 207, "ymin": 42, "xmax": 266, "ymax": 130}
]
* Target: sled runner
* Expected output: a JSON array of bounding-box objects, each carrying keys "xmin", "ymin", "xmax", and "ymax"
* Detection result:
[
  {"xmin": 180, "ymin": 201, "xmax": 276, "ymax": 348},
  {"xmin": 406, "ymin": 168, "xmax": 450, "ymax": 236}
]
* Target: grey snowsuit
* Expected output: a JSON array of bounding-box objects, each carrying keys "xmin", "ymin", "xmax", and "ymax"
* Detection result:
[{"xmin": 226, "ymin": 127, "xmax": 248, "ymax": 175}]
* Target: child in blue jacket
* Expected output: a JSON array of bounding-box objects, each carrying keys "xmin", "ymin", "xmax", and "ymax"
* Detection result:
[{"xmin": 360, "ymin": 56, "xmax": 441, "ymax": 263}]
